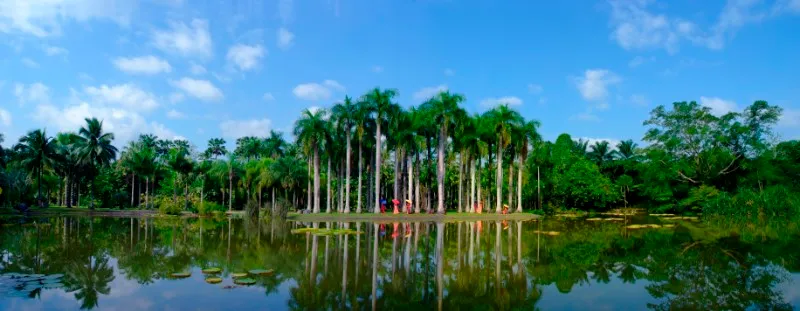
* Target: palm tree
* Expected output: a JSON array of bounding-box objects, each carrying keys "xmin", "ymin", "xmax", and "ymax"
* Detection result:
[
  {"xmin": 15, "ymin": 129, "xmax": 59, "ymax": 206},
  {"xmin": 353, "ymin": 99, "xmax": 374, "ymax": 213},
  {"xmin": 362, "ymin": 87, "xmax": 399, "ymax": 214},
  {"xmin": 616, "ymin": 139, "xmax": 638, "ymax": 160},
  {"xmin": 516, "ymin": 120, "xmax": 541, "ymax": 212},
  {"xmin": 294, "ymin": 108, "xmax": 329, "ymax": 213},
  {"xmin": 485, "ymin": 105, "xmax": 523, "ymax": 212},
  {"xmin": 332, "ymin": 96, "xmax": 358, "ymax": 213},
  {"xmin": 74, "ymin": 118, "xmax": 118, "ymax": 209},
  {"xmin": 265, "ymin": 130, "xmax": 287, "ymax": 159},
  {"xmin": 588, "ymin": 141, "xmax": 616, "ymax": 166},
  {"xmin": 572, "ymin": 139, "xmax": 589, "ymax": 157},
  {"xmin": 204, "ymin": 138, "xmax": 227, "ymax": 159},
  {"xmin": 130, "ymin": 146, "xmax": 156, "ymax": 209},
  {"xmin": 422, "ymin": 91, "xmax": 466, "ymax": 213}
]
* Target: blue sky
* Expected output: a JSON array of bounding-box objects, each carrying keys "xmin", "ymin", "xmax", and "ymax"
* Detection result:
[{"xmin": 1, "ymin": 0, "xmax": 799, "ymax": 151}]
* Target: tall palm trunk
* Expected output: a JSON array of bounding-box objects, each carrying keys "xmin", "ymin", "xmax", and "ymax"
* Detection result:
[
  {"xmin": 470, "ymin": 157, "xmax": 476, "ymax": 213},
  {"xmin": 345, "ymin": 128, "xmax": 351, "ymax": 214},
  {"xmin": 496, "ymin": 141, "xmax": 503, "ymax": 213},
  {"xmin": 394, "ymin": 147, "xmax": 400, "ymax": 201},
  {"xmin": 145, "ymin": 177, "xmax": 149, "ymax": 209},
  {"xmin": 357, "ymin": 141, "xmax": 363, "ymax": 213},
  {"xmin": 374, "ymin": 119, "xmax": 382, "ymax": 214},
  {"xmin": 314, "ymin": 145, "xmax": 321, "ymax": 213},
  {"xmin": 228, "ymin": 162, "xmax": 233, "ymax": 211},
  {"xmin": 338, "ymin": 161, "xmax": 344, "ymax": 212},
  {"xmin": 437, "ymin": 124, "xmax": 446, "ymax": 213},
  {"xmin": 327, "ymin": 157, "xmax": 332, "ymax": 213},
  {"xmin": 517, "ymin": 155, "xmax": 524, "ymax": 213},
  {"xmin": 458, "ymin": 152, "xmax": 463, "ymax": 213},
  {"xmin": 407, "ymin": 154, "xmax": 413, "ymax": 212},
  {"xmin": 130, "ymin": 173, "xmax": 135, "ymax": 207},
  {"xmin": 415, "ymin": 150, "xmax": 421, "ymax": 214},
  {"xmin": 307, "ymin": 158, "xmax": 312, "ymax": 212},
  {"xmin": 508, "ymin": 156, "xmax": 514, "ymax": 210}
]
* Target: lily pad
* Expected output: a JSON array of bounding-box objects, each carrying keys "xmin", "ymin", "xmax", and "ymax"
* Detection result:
[
  {"xmin": 234, "ymin": 278, "xmax": 256, "ymax": 285},
  {"xmin": 248, "ymin": 269, "xmax": 274, "ymax": 276},
  {"xmin": 201, "ymin": 268, "xmax": 221, "ymax": 274},
  {"xmin": 205, "ymin": 277, "xmax": 223, "ymax": 284},
  {"xmin": 231, "ymin": 272, "xmax": 248, "ymax": 278},
  {"xmin": 170, "ymin": 272, "xmax": 191, "ymax": 278}
]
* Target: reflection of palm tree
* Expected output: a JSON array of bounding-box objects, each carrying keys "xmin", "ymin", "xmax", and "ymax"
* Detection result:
[{"xmin": 66, "ymin": 256, "xmax": 114, "ymax": 310}]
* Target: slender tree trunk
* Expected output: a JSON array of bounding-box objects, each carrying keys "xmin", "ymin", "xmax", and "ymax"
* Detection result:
[
  {"xmin": 307, "ymin": 157, "xmax": 312, "ymax": 212},
  {"xmin": 408, "ymin": 154, "xmax": 413, "ymax": 212},
  {"xmin": 437, "ymin": 125, "xmax": 446, "ymax": 214},
  {"xmin": 496, "ymin": 141, "xmax": 503, "ymax": 213},
  {"xmin": 394, "ymin": 147, "xmax": 400, "ymax": 201},
  {"xmin": 131, "ymin": 173, "xmax": 135, "ymax": 207},
  {"xmin": 184, "ymin": 184, "xmax": 189, "ymax": 211},
  {"xmin": 458, "ymin": 153, "xmax": 463, "ymax": 213},
  {"xmin": 517, "ymin": 155, "xmax": 524, "ymax": 213},
  {"xmin": 345, "ymin": 128, "xmax": 351, "ymax": 214},
  {"xmin": 314, "ymin": 145, "xmax": 321, "ymax": 213},
  {"xmin": 374, "ymin": 119, "xmax": 382, "ymax": 214},
  {"xmin": 508, "ymin": 155, "xmax": 513, "ymax": 211},
  {"xmin": 338, "ymin": 161, "xmax": 344, "ymax": 212},
  {"xmin": 201, "ymin": 178, "xmax": 205, "ymax": 212},
  {"xmin": 146, "ymin": 177, "xmax": 149, "ymax": 209},
  {"xmin": 271, "ymin": 187, "xmax": 275, "ymax": 215},
  {"xmin": 415, "ymin": 152, "xmax": 421, "ymax": 214},
  {"xmin": 89, "ymin": 179, "xmax": 95, "ymax": 210},
  {"xmin": 229, "ymin": 162, "xmax": 233, "ymax": 211},
  {"xmin": 471, "ymin": 157, "xmax": 476, "ymax": 213},
  {"xmin": 327, "ymin": 156, "xmax": 332, "ymax": 213},
  {"xmin": 357, "ymin": 141, "xmax": 363, "ymax": 213}
]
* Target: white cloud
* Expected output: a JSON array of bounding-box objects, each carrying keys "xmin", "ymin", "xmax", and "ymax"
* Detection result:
[
  {"xmin": 77, "ymin": 72, "xmax": 92, "ymax": 80},
  {"xmin": 22, "ymin": 57, "xmax": 39, "ymax": 68},
  {"xmin": 480, "ymin": 96, "xmax": 523, "ymax": 108},
  {"xmin": 169, "ymin": 78, "xmax": 223, "ymax": 102},
  {"xmin": 0, "ymin": 0, "xmax": 135, "ymax": 37},
  {"xmin": 630, "ymin": 94, "xmax": 649, "ymax": 106},
  {"xmin": 152, "ymin": 19, "xmax": 212, "ymax": 58},
  {"xmin": 169, "ymin": 92, "xmax": 185, "ymax": 104},
  {"xmin": 413, "ymin": 84, "xmax": 448, "ymax": 101},
  {"xmin": 263, "ymin": 93, "xmax": 275, "ymax": 101},
  {"xmin": 220, "ymin": 118, "xmax": 272, "ymax": 138},
  {"xmin": 277, "ymin": 27, "xmax": 294, "ymax": 50},
  {"xmin": 14, "ymin": 82, "xmax": 50, "ymax": 105},
  {"xmin": 444, "ymin": 68, "xmax": 455, "ymax": 76},
  {"xmin": 166, "ymin": 109, "xmax": 185, "ymax": 119},
  {"xmin": 293, "ymin": 80, "xmax": 345, "ymax": 101},
  {"xmin": 579, "ymin": 137, "xmax": 622, "ymax": 151},
  {"xmin": 0, "ymin": 108, "xmax": 11, "ymax": 127},
  {"xmin": 608, "ymin": 0, "xmax": 798, "ymax": 52},
  {"xmin": 33, "ymin": 102, "xmax": 180, "ymax": 144},
  {"xmin": 628, "ymin": 55, "xmax": 655, "ymax": 67},
  {"xmin": 574, "ymin": 69, "xmax": 620, "ymax": 103},
  {"xmin": 570, "ymin": 112, "xmax": 601, "ymax": 122},
  {"xmin": 43, "ymin": 45, "xmax": 68, "ymax": 56},
  {"xmin": 189, "ymin": 62, "xmax": 206, "ymax": 75},
  {"xmin": 778, "ymin": 108, "xmax": 800, "ymax": 128},
  {"xmin": 226, "ymin": 44, "xmax": 265, "ymax": 71},
  {"xmin": 113, "ymin": 55, "xmax": 172, "ymax": 75},
  {"xmin": 527, "ymin": 84, "xmax": 543, "ymax": 94},
  {"xmin": 372, "ymin": 66, "xmax": 383, "ymax": 73},
  {"xmin": 84, "ymin": 84, "xmax": 159, "ymax": 112},
  {"xmin": 700, "ymin": 96, "xmax": 738, "ymax": 116},
  {"xmin": 278, "ymin": 0, "xmax": 293, "ymax": 24}
]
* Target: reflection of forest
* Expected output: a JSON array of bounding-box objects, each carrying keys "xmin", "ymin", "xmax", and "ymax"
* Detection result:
[{"xmin": 0, "ymin": 217, "xmax": 798, "ymax": 310}]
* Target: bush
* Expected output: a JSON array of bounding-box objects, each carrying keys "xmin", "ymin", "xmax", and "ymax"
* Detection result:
[
  {"xmin": 197, "ymin": 201, "xmax": 225, "ymax": 216},
  {"xmin": 265, "ymin": 198, "xmax": 290, "ymax": 219},
  {"xmin": 703, "ymin": 186, "xmax": 800, "ymax": 221},
  {"xmin": 245, "ymin": 200, "xmax": 259, "ymax": 218},
  {"xmin": 153, "ymin": 196, "xmax": 183, "ymax": 215}
]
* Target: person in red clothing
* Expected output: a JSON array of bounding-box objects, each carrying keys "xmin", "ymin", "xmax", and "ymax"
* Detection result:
[
  {"xmin": 392, "ymin": 199, "xmax": 400, "ymax": 214},
  {"xmin": 405, "ymin": 200, "xmax": 413, "ymax": 214},
  {"xmin": 380, "ymin": 198, "xmax": 387, "ymax": 213},
  {"xmin": 502, "ymin": 204, "xmax": 509, "ymax": 214}
]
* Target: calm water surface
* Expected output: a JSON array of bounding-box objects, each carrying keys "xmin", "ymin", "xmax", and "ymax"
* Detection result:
[{"xmin": 1, "ymin": 216, "xmax": 798, "ymax": 310}]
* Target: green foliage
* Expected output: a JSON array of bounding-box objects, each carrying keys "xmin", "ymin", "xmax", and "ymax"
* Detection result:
[
  {"xmin": 197, "ymin": 202, "xmax": 224, "ymax": 216},
  {"xmin": 154, "ymin": 196, "xmax": 183, "ymax": 215},
  {"xmin": 679, "ymin": 185, "xmax": 721, "ymax": 213},
  {"xmin": 704, "ymin": 186, "xmax": 800, "ymax": 221}
]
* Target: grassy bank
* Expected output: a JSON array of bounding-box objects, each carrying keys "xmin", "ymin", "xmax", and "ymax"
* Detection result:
[
  {"xmin": 24, "ymin": 207, "xmax": 157, "ymax": 217},
  {"xmin": 286, "ymin": 211, "xmax": 541, "ymax": 223}
]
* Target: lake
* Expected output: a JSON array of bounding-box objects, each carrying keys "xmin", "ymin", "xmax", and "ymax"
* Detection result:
[{"xmin": 1, "ymin": 216, "xmax": 798, "ymax": 310}]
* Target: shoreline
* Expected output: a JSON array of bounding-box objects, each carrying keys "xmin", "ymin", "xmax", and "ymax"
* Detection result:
[{"xmin": 17, "ymin": 207, "xmax": 541, "ymax": 222}]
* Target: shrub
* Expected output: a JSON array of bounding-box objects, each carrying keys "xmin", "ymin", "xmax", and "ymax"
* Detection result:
[
  {"xmin": 265, "ymin": 198, "xmax": 290, "ymax": 219},
  {"xmin": 153, "ymin": 196, "xmax": 183, "ymax": 215},
  {"xmin": 245, "ymin": 200, "xmax": 259, "ymax": 218},
  {"xmin": 197, "ymin": 202, "xmax": 225, "ymax": 216},
  {"xmin": 703, "ymin": 186, "xmax": 800, "ymax": 221}
]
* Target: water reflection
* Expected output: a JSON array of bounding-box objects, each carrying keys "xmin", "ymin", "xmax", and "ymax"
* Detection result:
[{"xmin": 0, "ymin": 216, "xmax": 798, "ymax": 310}]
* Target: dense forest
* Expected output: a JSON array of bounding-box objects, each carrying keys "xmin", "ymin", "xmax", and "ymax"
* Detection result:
[{"xmin": 1, "ymin": 88, "xmax": 798, "ymax": 219}]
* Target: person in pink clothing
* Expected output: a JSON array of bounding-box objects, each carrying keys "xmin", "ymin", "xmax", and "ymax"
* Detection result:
[{"xmin": 392, "ymin": 199, "xmax": 400, "ymax": 214}]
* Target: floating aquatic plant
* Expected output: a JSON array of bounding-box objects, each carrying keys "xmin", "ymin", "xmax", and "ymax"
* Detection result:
[
  {"xmin": 205, "ymin": 277, "xmax": 223, "ymax": 284},
  {"xmin": 201, "ymin": 268, "xmax": 221, "ymax": 274},
  {"xmin": 170, "ymin": 272, "xmax": 191, "ymax": 278},
  {"xmin": 234, "ymin": 278, "xmax": 257, "ymax": 285},
  {"xmin": 248, "ymin": 269, "xmax": 274, "ymax": 276},
  {"xmin": 231, "ymin": 272, "xmax": 248, "ymax": 278}
]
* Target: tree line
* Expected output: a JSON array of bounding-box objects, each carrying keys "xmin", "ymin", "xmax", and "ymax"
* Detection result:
[{"xmin": 1, "ymin": 88, "xmax": 798, "ymax": 217}]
